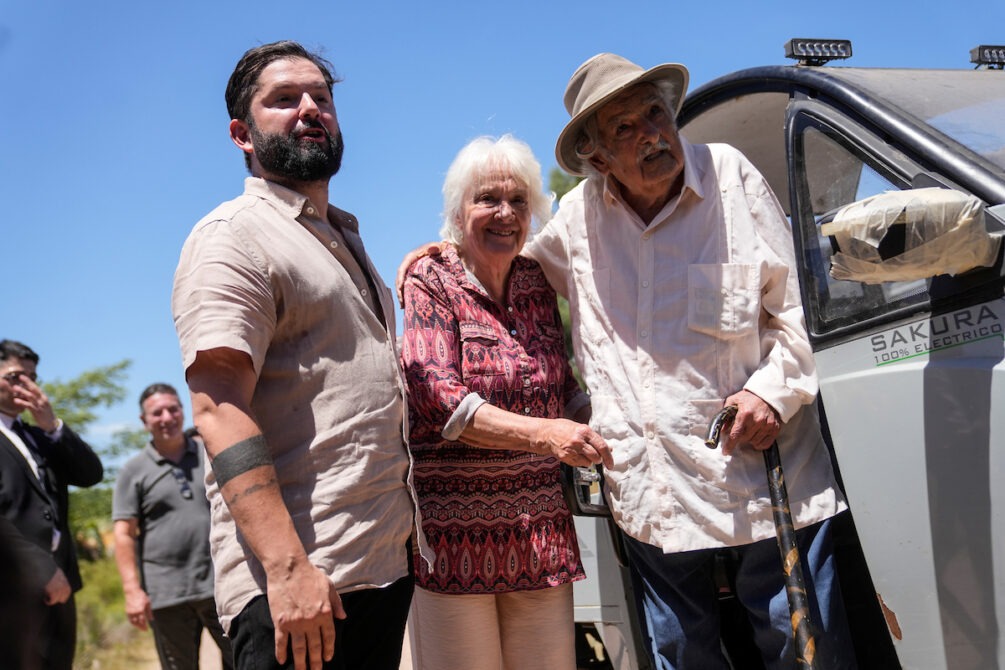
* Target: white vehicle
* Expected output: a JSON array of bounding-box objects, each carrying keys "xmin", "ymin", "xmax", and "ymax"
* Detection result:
[{"xmin": 567, "ymin": 39, "xmax": 1005, "ymax": 670}]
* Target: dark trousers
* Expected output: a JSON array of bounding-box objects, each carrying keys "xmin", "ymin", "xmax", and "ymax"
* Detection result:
[
  {"xmin": 31, "ymin": 596, "xmax": 76, "ymax": 670},
  {"xmin": 625, "ymin": 517, "xmax": 857, "ymax": 670},
  {"xmin": 151, "ymin": 597, "xmax": 234, "ymax": 670},
  {"xmin": 230, "ymin": 575, "xmax": 414, "ymax": 670}
]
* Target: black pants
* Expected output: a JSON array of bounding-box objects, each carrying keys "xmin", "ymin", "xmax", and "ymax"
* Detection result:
[
  {"xmin": 151, "ymin": 597, "xmax": 234, "ymax": 670},
  {"xmin": 230, "ymin": 575, "xmax": 414, "ymax": 670},
  {"xmin": 32, "ymin": 596, "xmax": 76, "ymax": 670}
]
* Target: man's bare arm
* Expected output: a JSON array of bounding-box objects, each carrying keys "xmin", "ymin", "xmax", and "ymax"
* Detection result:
[
  {"xmin": 113, "ymin": 518, "xmax": 153, "ymax": 630},
  {"xmin": 187, "ymin": 347, "xmax": 345, "ymax": 670}
]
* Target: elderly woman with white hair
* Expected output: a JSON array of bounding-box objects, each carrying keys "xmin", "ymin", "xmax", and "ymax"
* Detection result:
[{"xmin": 400, "ymin": 134, "xmax": 613, "ymax": 670}]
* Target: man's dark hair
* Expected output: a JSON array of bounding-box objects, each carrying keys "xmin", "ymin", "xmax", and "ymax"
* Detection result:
[
  {"xmin": 225, "ymin": 40, "xmax": 340, "ymax": 124},
  {"xmin": 139, "ymin": 382, "xmax": 180, "ymax": 410},
  {"xmin": 0, "ymin": 339, "xmax": 39, "ymax": 364}
]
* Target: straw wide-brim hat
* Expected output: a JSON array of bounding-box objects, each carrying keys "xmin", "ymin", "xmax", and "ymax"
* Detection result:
[{"xmin": 555, "ymin": 53, "xmax": 689, "ymax": 176}]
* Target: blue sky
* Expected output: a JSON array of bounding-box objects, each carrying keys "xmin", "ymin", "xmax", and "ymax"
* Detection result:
[{"xmin": 2, "ymin": 0, "xmax": 1001, "ymax": 453}]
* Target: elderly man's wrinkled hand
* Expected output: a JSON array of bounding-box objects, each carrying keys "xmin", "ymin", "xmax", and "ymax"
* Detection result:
[
  {"xmin": 396, "ymin": 242, "xmax": 445, "ymax": 306},
  {"xmin": 538, "ymin": 419, "xmax": 614, "ymax": 469},
  {"xmin": 721, "ymin": 389, "xmax": 781, "ymax": 455},
  {"xmin": 268, "ymin": 562, "xmax": 346, "ymax": 670}
]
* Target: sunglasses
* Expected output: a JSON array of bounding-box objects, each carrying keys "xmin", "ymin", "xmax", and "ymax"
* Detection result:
[{"xmin": 170, "ymin": 466, "xmax": 194, "ymax": 500}]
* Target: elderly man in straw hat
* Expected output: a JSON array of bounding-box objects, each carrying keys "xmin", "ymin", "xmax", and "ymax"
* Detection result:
[{"xmin": 527, "ymin": 54, "xmax": 858, "ymax": 669}]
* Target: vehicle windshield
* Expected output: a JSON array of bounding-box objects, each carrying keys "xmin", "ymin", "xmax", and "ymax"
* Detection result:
[{"xmin": 825, "ymin": 69, "xmax": 1005, "ymax": 171}]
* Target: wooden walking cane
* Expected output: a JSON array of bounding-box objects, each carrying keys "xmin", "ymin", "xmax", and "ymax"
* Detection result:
[{"xmin": 705, "ymin": 405, "xmax": 818, "ymax": 669}]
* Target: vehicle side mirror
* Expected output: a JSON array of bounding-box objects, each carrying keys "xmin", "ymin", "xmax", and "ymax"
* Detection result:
[{"xmin": 820, "ymin": 187, "xmax": 1003, "ymax": 283}]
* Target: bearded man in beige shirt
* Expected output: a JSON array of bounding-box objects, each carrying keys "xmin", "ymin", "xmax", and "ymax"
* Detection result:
[{"xmin": 173, "ymin": 41, "xmax": 427, "ymax": 670}]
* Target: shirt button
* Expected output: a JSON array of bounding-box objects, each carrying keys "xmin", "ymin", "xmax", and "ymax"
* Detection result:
[
  {"xmin": 361, "ymin": 288, "xmax": 368, "ymax": 297},
  {"xmin": 642, "ymin": 281, "xmax": 650, "ymax": 288},
  {"xmin": 330, "ymin": 240, "xmax": 339, "ymax": 249},
  {"xmin": 641, "ymin": 330, "xmax": 648, "ymax": 338},
  {"xmin": 523, "ymin": 378, "xmax": 530, "ymax": 386},
  {"xmin": 524, "ymin": 407, "xmax": 531, "ymax": 414},
  {"xmin": 507, "ymin": 306, "xmax": 514, "ymax": 312},
  {"xmin": 306, "ymin": 207, "xmax": 316, "ymax": 216},
  {"xmin": 510, "ymin": 329, "xmax": 517, "ymax": 336}
]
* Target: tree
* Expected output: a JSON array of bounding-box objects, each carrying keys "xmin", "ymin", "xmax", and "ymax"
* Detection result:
[
  {"xmin": 549, "ymin": 167, "xmax": 582, "ymax": 202},
  {"xmin": 37, "ymin": 360, "xmax": 140, "ymax": 557},
  {"xmin": 39, "ymin": 359, "xmax": 147, "ymax": 474},
  {"xmin": 42, "ymin": 360, "xmax": 130, "ymax": 430}
]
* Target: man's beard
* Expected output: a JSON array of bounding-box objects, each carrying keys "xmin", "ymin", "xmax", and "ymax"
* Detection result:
[{"xmin": 250, "ymin": 121, "xmax": 344, "ymax": 182}]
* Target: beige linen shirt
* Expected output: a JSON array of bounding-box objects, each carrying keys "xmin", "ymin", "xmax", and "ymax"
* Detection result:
[
  {"xmin": 173, "ymin": 177, "xmax": 427, "ymax": 631},
  {"xmin": 527, "ymin": 140, "xmax": 846, "ymax": 553}
]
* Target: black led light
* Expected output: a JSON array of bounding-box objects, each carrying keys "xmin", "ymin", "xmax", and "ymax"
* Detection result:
[
  {"xmin": 784, "ymin": 39, "xmax": 853, "ymax": 66},
  {"xmin": 970, "ymin": 45, "xmax": 1005, "ymax": 69}
]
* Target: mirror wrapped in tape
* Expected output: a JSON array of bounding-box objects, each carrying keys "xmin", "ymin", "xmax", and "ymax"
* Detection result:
[{"xmin": 820, "ymin": 187, "xmax": 1002, "ymax": 283}]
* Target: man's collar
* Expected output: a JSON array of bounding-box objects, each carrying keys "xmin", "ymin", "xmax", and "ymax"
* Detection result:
[
  {"xmin": 145, "ymin": 434, "xmax": 197, "ymax": 464},
  {"xmin": 678, "ymin": 136, "xmax": 706, "ymax": 201},
  {"xmin": 244, "ymin": 177, "xmax": 359, "ymax": 233},
  {"xmin": 244, "ymin": 176, "xmax": 314, "ymax": 219}
]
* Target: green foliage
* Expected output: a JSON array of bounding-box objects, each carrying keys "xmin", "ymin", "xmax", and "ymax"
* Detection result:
[
  {"xmin": 42, "ymin": 360, "xmax": 142, "ymax": 556},
  {"xmin": 69, "ymin": 487, "xmax": 113, "ymax": 560},
  {"xmin": 103, "ymin": 426, "xmax": 149, "ymax": 472},
  {"xmin": 549, "ymin": 167, "xmax": 583, "ymax": 203},
  {"xmin": 74, "ymin": 556, "xmax": 138, "ymax": 668},
  {"xmin": 37, "ymin": 355, "xmax": 142, "ymax": 481},
  {"xmin": 41, "ymin": 360, "xmax": 131, "ymax": 431}
]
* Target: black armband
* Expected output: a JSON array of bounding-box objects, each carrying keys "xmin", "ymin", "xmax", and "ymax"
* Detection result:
[{"xmin": 210, "ymin": 434, "xmax": 273, "ymax": 488}]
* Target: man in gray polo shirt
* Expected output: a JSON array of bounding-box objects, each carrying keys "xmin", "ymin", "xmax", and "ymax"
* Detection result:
[{"xmin": 113, "ymin": 383, "xmax": 233, "ymax": 670}]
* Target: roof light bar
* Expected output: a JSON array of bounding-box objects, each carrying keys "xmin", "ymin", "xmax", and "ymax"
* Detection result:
[
  {"xmin": 970, "ymin": 45, "xmax": 1005, "ymax": 70},
  {"xmin": 784, "ymin": 39, "xmax": 853, "ymax": 66}
]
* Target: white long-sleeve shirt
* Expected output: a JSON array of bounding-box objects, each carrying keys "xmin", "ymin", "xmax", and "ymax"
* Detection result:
[{"xmin": 526, "ymin": 139, "xmax": 845, "ymax": 553}]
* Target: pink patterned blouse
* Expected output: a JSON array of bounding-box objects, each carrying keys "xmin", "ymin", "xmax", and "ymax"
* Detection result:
[{"xmin": 401, "ymin": 246, "xmax": 586, "ymax": 594}]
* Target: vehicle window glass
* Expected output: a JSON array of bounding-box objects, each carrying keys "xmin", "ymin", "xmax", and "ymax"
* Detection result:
[{"xmin": 795, "ymin": 124, "xmax": 929, "ymax": 338}]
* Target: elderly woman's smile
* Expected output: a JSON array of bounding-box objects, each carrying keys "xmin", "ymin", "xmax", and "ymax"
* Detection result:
[{"xmin": 457, "ymin": 173, "xmax": 531, "ymax": 277}]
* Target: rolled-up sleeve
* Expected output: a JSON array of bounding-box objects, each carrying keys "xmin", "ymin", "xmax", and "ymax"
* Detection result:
[
  {"xmin": 400, "ymin": 260, "xmax": 473, "ymax": 439},
  {"xmin": 172, "ymin": 219, "xmax": 276, "ymax": 376}
]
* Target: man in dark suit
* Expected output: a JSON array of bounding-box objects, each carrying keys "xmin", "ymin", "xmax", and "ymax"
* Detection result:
[{"xmin": 0, "ymin": 339, "xmax": 104, "ymax": 669}]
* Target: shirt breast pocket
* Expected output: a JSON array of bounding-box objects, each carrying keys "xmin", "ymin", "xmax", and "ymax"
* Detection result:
[
  {"xmin": 459, "ymin": 320, "xmax": 506, "ymax": 380},
  {"xmin": 687, "ymin": 264, "xmax": 761, "ymax": 340}
]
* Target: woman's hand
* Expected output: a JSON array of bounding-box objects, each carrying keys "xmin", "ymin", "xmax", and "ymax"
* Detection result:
[{"xmin": 534, "ymin": 418, "xmax": 614, "ymax": 468}]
